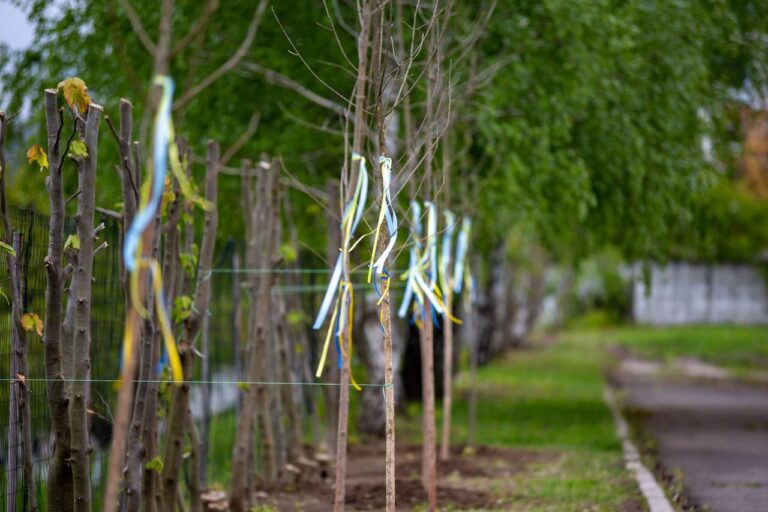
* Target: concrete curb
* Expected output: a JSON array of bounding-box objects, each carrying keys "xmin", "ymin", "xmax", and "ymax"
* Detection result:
[{"xmin": 603, "ymin": 386, "xmax": 675, "ymax": 512}]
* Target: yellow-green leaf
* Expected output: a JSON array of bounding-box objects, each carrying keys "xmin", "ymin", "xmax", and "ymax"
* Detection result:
[
  {"xmin": 286, "ymin": 309, "xmax": 306, "ymax": 327},
  {"xmin": 68, "ymin": 139, "xmax": 88, "ymax": 159},
  {"xmin": 172, "ymin": 295, "xmax": 192, "ymax": 324},
  {"xmin": 21, "ymin": 313, "xmax": 44, "ymax": 336},
  {"xmin": 145, "ymin": 456, "xmax": 164, "ymax": 472},
  {"xmin": 26, "ymin": 144, "xmax": 49, "ymax": 171},
  {"xmin": 57, "ymin": 77, "xmax": 91, "ymax": 113},
  {"xmin": 64, "ymin": 234, "xmax": 80, "ymax": 251},
  {"xmin": 279, "ymin": 244, "xmax": 297, "ymax": 263},
  {"xmin": 0, "ymin": 241, "xmax": 15, "ymax": 256}
]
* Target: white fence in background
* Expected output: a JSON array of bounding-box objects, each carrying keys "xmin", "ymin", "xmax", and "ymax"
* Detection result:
[{"xmin": 632, "ymin": 263, "xmax": 768, "ymax": 325}]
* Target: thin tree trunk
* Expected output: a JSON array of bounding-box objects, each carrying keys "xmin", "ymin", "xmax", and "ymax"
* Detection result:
[
  {"xmin": 276, "ymin": 278, "xmax": 302, "ymax": 464},
  {"xmin": 324, "ymin": 180, "xmax": 340, "ymax": 456},
  {"xmin": 71, "ymin": 103, "xmax": 102, "ymax": 512},
  {"xmin": 230, "ymin": 158, "xmax": 279, "ymax": 512},
  {"xmin": 0, "ymin": 110, "xmax": 19, "ymax": 512},
  {"xmin": 333, "ymin": 2, "xmax": 372, "ymax": 509},
  {"xmin": 230, "ymin": 162, "xmax": 256, "ymax": 512},
  {"xmin": 39, "ymin": 90, "xmax": 75, "ymax": 512},
  {"xmin": 163, "ymin": 141, "xmax": 219, "ymax": 511},
  {"xmin": 467, "ymin": 273, "xmax": 479, "ymax": 448},
  {"xmin": 186, "ymin": 410, "xmax": 203, "ymax": 512},
  {"xmin": 6, "ymin": 344, "xmax": 18, "ymax": 512},
  {"xmin": 440, "ymin": 300, "xmax": 453, "ymax": 460},
  {"xmin": 232, "ymin": 251, "xmax": 243, "ymax": 415},
  {"xmin": 122, "ymin": 104, "xmax": 157, "ymax": 512},
  {"xmin": 370, "ymin": 6, "xmax": 397, "ymax": 506},
  {"xmin": 268, "ymin": 165, "xmax": 286, "ymax": 473},
  {"xmin": 440, "ymin": 135, "xmax": 454, "ymax": 462},
  {"xmin": 420, "ymin": 15, "xmax": 439, "ymax": 511},
  {"xmin": 9, "ymin": 233, "xmax": 37, "ymax": 511},
  {"xmin": 200, "ymin": 294, "xmax": 212, "ymax": 483},
  {"xmin": 253, "ymin": 159, "xmax": 279, "ymax": 485}
]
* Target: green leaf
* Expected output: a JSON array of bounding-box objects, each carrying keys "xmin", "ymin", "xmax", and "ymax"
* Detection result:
[
  {"xmin": 64, "ymin": 234, "xmax": 80, "ymax": 251},
  {"xmin": 172, "ymin": 295, "xmax": 192, "ymax": 324},
  {"xmin": 26, "ymin": 144, "xmax": 49, "ymax": 171},
  {"xmin": 57, "ymin": 77, "xmax": 91, "ymax": 113},
  {"xmin": 279, "ymin": 244, "xmax": 297, "ymax": 263},
  {"xmin": 286, "ymin": 309, "xmax": 306, "ymax": 327},
  {"xmin": 145, "ymin": 456, "xmax": 164, "ymax": 472},
  {"xmin": 68, "ymin": 139, "xmax": 88, "ymax": 159},
  {"xmin": 21, "ymin": 313, "xmax": 44, "ymax": 336},
  {"xmin": 0, "ymin": 241, "xmax": 16, "ymax": 256},
  {"xmin": 179, "ymin": 245, "xmax": 198, "ymax": 278}
]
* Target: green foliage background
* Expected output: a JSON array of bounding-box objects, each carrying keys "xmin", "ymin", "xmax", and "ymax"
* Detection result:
[{"xmin": 2, "ymin": 0, "xmax": 767, "ymax": 265}]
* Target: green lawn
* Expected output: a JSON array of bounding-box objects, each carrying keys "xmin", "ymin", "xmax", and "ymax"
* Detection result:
[
  {"xmin": 440, "ymin": 333, "xmax": 640, "ymax": 511},
  {"xmin": 580, "ymin": 324, "xmax": 768, "ymax": 375}
]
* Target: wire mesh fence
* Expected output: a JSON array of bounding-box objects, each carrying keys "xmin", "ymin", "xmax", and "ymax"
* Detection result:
[
  {"xmin": 1, "ymin": 206, "xmax": 381, "ymax": 510},
  {"xmin": 1, "ymin": 207, "xmax": 123, "ymax": 511},
  {"xmin": 0, "ymin": 208, "xmax": 318, "ymax": 510}
]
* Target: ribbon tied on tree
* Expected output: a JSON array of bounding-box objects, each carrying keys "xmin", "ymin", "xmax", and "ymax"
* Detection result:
[
  {"xmin": 121, "ymin": 75, "xmax": 210, "ymax": 385},
  {"xmin": 313, "ymin": 152, "xmax": 369, "ymax": 390}
]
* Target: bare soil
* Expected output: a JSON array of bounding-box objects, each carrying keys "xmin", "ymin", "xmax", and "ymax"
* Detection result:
[{"xmin": 253, "ymin": 443, "xmax": 554, "ymax": 511}]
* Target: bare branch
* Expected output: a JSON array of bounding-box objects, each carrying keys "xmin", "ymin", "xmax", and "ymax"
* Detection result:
[
  {"xmin": 95, "ymin": 207, "xmax": 122, "ymax": 221},
  {"xmin": 241, "ymin": 61, "xmax": 349, "ymax": 118},
  {"xmin": 172, "ymin": 0, "xmax": 220, "ymax": 57},
  {"xmin": 220, "ymin": 111, "xmax": 261, "ymax": 167},
  {"xmin": 173, "ymin": 0, "xmax": 269, "ymax": 111},
  {"xmin": 117, "ymin": 0, "xmax": 156, "ymax": 54}
]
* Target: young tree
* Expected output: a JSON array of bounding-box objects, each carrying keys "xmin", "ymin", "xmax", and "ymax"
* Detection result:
[{"xmin": 1, "ymin": 110, "xmax": 37, "ymax": 512}]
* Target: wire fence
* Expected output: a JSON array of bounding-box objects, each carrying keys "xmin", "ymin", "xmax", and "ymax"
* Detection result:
[
  {"xmin": 1, "ymin": 207, "xmax": 124, "ymax": 510},
  {"xmin": 0, "ymin": 205, "xmax": 344, "ymax": 510},
  {"xmin": 0, "ymin": 206, "xmax": 417, "ymax": 510}
]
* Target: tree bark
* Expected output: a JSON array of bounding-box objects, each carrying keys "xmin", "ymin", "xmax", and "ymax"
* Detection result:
[
  {"xmin": 332, "ymin": 2, "xmax": 373, "ymax": 509},
  {"xmin": 186, "ymin": 409, "xmax": 203, "ymax": 512},
  {"xmin": 70, "ymin": 102, "xmax": 102, "ymax": 512},
  {"xmin": 9, "ymin": 233, "xmax": 38, "ymax": 512},
  {"xmin": 324, "ymin": 180, "xmax": 340, "ymax": 455},
  {"xmin": 370, "ymin": 7, "xmax": 397, "ymax": 507},
  {"xmin": 230, "ymin": 158, "xmax": 279, "ymax": 512},
  {"xmin": 0, "ymin": 109, "xmax": 20, "ymax": 512},
  {"xmin": 162, "ymin": 140, "xmax": 219, "ymax": 511},
  {"xmin": 40, "ymin": 90, "xmax": 74, "ymax": 511}
]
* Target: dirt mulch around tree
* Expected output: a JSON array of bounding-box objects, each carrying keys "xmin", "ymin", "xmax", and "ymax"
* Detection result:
[{"xmin": 252, "ymin": 443, "xmax": 554, "ymax": 511}]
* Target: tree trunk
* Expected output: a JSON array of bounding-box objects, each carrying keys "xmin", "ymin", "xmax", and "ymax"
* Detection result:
[
  {"xmin": 230, "ymin": 158, "xmax": 279, "ymax": 512},
  {"xmin": 6, "ymin": 343, "xmax": 18, "ymax": 512},
  {"xmin": 324, "ymin": 180, "xmax": 340, "ymax": 455},
  {"xmin": 254, "ymin": 159, "xmax": 279, "ymax": 484},
  {"xmin": 467, "ymin": 257, "xmax": 479, "ymax": 448},
  {"xmin": 186, "ymin": 408, "xmax": 203, "ymax": 512},
  {"xmin": 125, "ymin": 213, "xmax": 161, "ymax": 512},
  {"xmin": 9, "ymin": 233, "xmax": 38, "ymax": 511},
  {"xmin": 275, "ymin": 278, "xmax": 303, "ymax": 464},
  {"xmin": 0, "ymin": 111, "xmax": 19, "ymax": 512},
  {"xmin": 38, "ymin": 90, "xmax": 76, "ymax": 512},
  {"xmin": 163, "ymin": 140, "xmax": 219, "ymax": 511},
  {"xmin": 370, "ymin": 8, "xmax": 398, "ymax": 506},
  {"xmin": 71, "ymin": 102, "xmax": 102, "ymax": 512},
  {"xmin": 440, "ymin": 299, "xmax": 454, "ymax": 461}
]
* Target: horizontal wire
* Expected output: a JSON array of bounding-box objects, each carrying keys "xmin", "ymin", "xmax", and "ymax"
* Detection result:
[
  {"xmin": 0, "ymin": 377, "xmax": 391, "ymax": 388},
  {"xmin": 212, "ymin": 267, "xmax": 406, "ymax": 274}
]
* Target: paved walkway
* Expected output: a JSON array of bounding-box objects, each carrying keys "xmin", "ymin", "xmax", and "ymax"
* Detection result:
[{"xmin": 617, "ymin": 361, "xmax": 768, "ymax": 512}]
